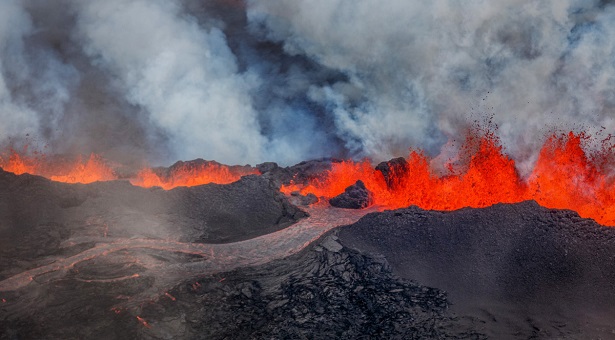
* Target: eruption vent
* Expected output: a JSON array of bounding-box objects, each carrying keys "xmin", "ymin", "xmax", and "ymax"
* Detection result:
[
  {"xmin": 0, "ymin": 149, "xmax": 257, "ymax": 189},
  {"xmin": 283, "ymin": 130, "xmax": 615, "ymax": 226},
  {"xmin": 130, "ymin": 161, "xmax": 259, "ymax": 190},
  {"xmin": 0, "ymin": 151, "xmax": 115, "ymax": 184},
  {"xmin": 1, "ymin": 1, "xmax": 615, "ymax": 224}
]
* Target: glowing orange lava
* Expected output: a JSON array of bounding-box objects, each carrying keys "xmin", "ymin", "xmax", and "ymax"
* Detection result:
[
  {"xmin": 282, "ymin": 131, "xmax": 615, "ymax": 226},
  {"xmin": 0, "ymin": 150, "xmax": 37, "ymax": 175},
  {"xmin": 0, "ymin": 151, "xmax": 116, "ymax": 184},
  {"xmin": 0, "ymin": 150, "xmax": 257, "ymax": 188},
  {"xmin": 129, "ymin": 161, "xmax": 259, "ymax": 190},
  {"xmin": 49, "ymin": 154, "xmax": 116, "ymax": 184},
  {"xmin": 136, "ymin": 316, "xmax": 151, "ymax": 328},
  {"xmin": 4, "ymin": 130, "xmax": 615, "ymax": 226}
]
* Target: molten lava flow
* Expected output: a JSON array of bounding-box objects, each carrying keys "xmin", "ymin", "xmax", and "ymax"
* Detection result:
[
  {"xmin": 0, "ymin": 150, "xmax": 38, "ymax": 175},
  {"xmin": 136, "ymin": 316, "xmax": 151, "ymax": 328},
  {"xmin": 527, "ymin": 132, "xmax": 615, "ymax": 225},
  {"xmin": 130, "ymin": 162, "xmax": 258, "ymax": 190},
  {"xmin": 0, "ymin": 150, "xmax": 117, "ymax": 184},
  {"xmin": 0, "ymin": 149, "xmax": 257, "ymax": 188},
  {"xmin": 49, "ymin": 154, "xmax": 117, "ymax": 184},
  {"xmin": 282, "ymin": 131, "xmax": 615, "ymax": 226}
]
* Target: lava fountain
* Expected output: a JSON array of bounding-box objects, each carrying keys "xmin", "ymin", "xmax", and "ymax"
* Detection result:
[
  {"xmin": 282, "ymin": 130, "xmax": 615, "ymax": 226},
  {"xmin": 0, "ymin": 150, "xmax": 257, "ymax": 189},
  {"xmin": 0, "ymin": 151, "xmax": 116, "ymax": 184},
  {"xmin": 3, "ymin": 129, "xmax": 615, "ymax": 226},
  {"xmin": 129, "ymin": 161, "xmax": 259, "ymax": 190}
]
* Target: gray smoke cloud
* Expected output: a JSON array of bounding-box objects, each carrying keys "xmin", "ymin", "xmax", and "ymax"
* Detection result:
[
  {"xmin": 73, "ymin": 0, "xmax": 268, "ymax": 164},
  {"xmin": 0, "ymin": 0, "xmax": 76, "ymax": 145},
  {"xmin": 1, "ymin": 0, "xmax": 615, "ymax": 169},
  {"xmin": 247, "ymin": 0, "xmax": 615, "ymax": 172}
]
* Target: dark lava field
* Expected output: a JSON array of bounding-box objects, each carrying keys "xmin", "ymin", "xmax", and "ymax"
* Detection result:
[{"xmin": 1, "ymin": 162, "xmax": 615, "ymax": 339}]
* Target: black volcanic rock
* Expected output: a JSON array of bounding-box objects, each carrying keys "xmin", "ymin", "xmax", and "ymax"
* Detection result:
[
  {"xmin": 0, "ymin": 232, "xmax": 476, "ymax": 339},
  {"xmin": 288, "ymin": 191, "xmax": 319, "ymax": 206},
  {"xmin": 166, "ymin": 158, "xmax": 255, "ymax": 176},
  {"xmin": 337, "ymin": 201, "xmax": 615, "ymax": 338},
  {"xmin": 375, "ymin": 157, "xmax": 409, "ymax": 188},
  {"xmin": 329, "ymin": 180, "xmax": 373, "ymax": 209},
  {"xmin": 5, "ymin": 162, "xmax": 615, "ymax": 339},
  {"xmin": 0, "ymin": 169, "xmax": 307, "ymax": 338},
  {"xmin": 0, "ymin": 169, "xmax": 304, "ymax": 253},
  {"xmin": 170, "ymin": 175, "xmax": 306, "ymax": 243},
  {"xmin": 134, "ymin": 235, "xmax": 472, "ymax": 340},
  {"xmin": 256, "ymin": 161, "xmax": 278, "ymax": 174},
  {"xmin": 259, "ymin": 158, "xmax": 343, "ymax": 187}
]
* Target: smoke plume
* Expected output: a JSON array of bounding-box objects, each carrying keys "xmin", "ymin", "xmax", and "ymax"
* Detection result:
[
  {"xmin": 1, "ymin": 0, "xmax": 615, "ymax": 169},
  {"xmin": 247, "ymin": 0, "xmax": 615, "ymax": 171}
]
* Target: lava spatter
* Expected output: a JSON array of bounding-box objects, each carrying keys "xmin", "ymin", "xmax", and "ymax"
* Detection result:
[{"xmin": 282, "ymin": 130, "xmax": 615, "ymax": 226}]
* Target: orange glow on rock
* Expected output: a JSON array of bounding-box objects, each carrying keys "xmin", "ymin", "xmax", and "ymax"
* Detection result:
[
  {"xmin": 0, "ymin": 150, "xmax": 37, "ymax": 175},
  {"xmin": 129, "ymin": 161, "xmax": 259, "ymax": 190},
  {"xmin": 0, "ymin": 150, "xmax": 257, "ymax": 189},
  {"xmin": 282, "ymin": 130, "xmax": 615, "ymax": 226},
  {"xmin": 0, "ymin": 150, "xmax": 116, "ymax": 184},
  {"xmin": 164, "ymin": 292, "xmax": 176, "ymax": 301},
  {"xmin": 136, "ymin": 316, "xmax": 151, "ymax": 328},
  {"xmin": 49, "ymin": 154, "xmax": 116, "ymax": 184}
]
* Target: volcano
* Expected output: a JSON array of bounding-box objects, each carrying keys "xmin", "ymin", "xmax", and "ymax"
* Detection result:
[
  {"xmin": 4, "ymin": 1, "xmax": 615, "ymax": 338},
  {"xmin": 1, "ymin": 153, "xmax": 615, "ymax": 339}
]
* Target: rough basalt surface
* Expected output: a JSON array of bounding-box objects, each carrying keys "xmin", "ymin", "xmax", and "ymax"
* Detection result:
[
  {"xmin": 329, "ymin": 180, "xmax": 374, "ymax": 209},
  {"xmin": 0, "ymin": 170, "xmax": 304, "ymax": 247},
  {"xmin": 2, "ymin": 165, "xmax": 615, "ymax": 339},
  {"xmin": 126, "ymin": 235, "xmax": 482, "ymax": 340},
  {"xmin": 257, "ymin": 158, "xmax": 343, "ymax": 187},
  {"xmin": 338, "ymin": 201, "xmax": 615, "ymax": 339},
  {"xmin": 288, "ymin": 191, "xmax": 319, "ymax": 206},
  {"xmin": 375, "ymin": 157, "xmax": 409, "ymax": 188}
]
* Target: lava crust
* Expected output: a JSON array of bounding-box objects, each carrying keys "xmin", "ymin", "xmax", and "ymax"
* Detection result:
[
  {"xmin": 338, "ymin": 201, "xmax": 615, "ymax": 338},
  {"xmin": 2, "ymin": 167, "xmax": 615, "ymax": 339}
]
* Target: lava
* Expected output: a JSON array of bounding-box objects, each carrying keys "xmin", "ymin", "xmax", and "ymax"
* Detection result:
[
  {"xmin": 164, "ymin": 292, "xmax": 176, "ymax": 301},
  {"xmin": 3, "ymin": 129, "xmax": 615, "ymax": 225},
  {"xmin": 49, "ymin": 154, "xmax": 117, "ymax": 184},
  {"xmin": 282, "ymin": 130, "xmax": 615, "ymax": 226},
  {"xmin": 0, "ymin": 151, "xmax": 117, "ymax": 184},
  {"xmin": 136, "ymin": 316, "xmax": 151, "ymax": 328},
  {"xmin": 129, "ymin": 161, "xmax": 259, "ymax": 190},
  {"xmin": 0, "ymin": 149, "xmax": 257, "ymax": 188},
  {"xmin": 0, "ymin": 205, "xmax": 370, "ymax": 296},
  {"xmin": 0, "ymin": 150, "xmax": 37, "ymax": 175}
]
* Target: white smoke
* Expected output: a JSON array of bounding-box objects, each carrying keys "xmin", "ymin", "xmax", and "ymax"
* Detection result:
[
  {"xmin": 72, "ymin": 0, "xmax": 267, "ymax": 165},
  {"xmin": 247, "ymin": 0, "xmax": 615, "ymax": 170},
  {"xmin": 0, "ymin": 0, "xmax": 75, "ymax": 146},
  {"xmin": 1, "ymin": 0, "xmax": 615, "ymax": 168}
]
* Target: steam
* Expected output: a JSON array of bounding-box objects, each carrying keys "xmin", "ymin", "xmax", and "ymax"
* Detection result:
[
  {"xmin": 73, "ymin": 0, "xmax": 266, "ymax": 164},
  {"xmin": 0, "ymin": 0, "xmax": 75, "ymax": 145},
  {"xmin": 247, "ymin": 0, "xmax": 615, "ymax": 170},
  {"xmin": 1, "ymin": 0, "xmax": 615, "ymax": 168}
]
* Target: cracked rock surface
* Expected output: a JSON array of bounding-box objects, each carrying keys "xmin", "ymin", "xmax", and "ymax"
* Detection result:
[
  {"xmin": 2, "ymin": 166, "xmax": 615, "ymax": 339},
  {"xmin": 136, "ymin": 235, "xmax": 479, "ymax": 340}
]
